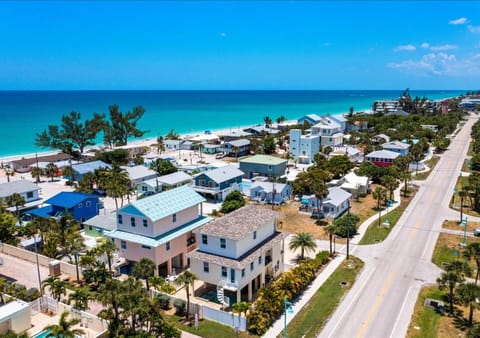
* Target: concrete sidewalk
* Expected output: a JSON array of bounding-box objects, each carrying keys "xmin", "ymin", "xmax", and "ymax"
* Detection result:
[
  {"xmin": 263, "ymin": 254, "xmax": 346, "ymax": 338},
  {"xmin": 351, "ymin": 186, "xmax": 402, "ymax": 245}
]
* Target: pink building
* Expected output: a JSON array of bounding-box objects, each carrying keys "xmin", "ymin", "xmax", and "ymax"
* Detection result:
[{"xmin": 108, "ymin": 185, "xmax": 211, "ymax": 277}]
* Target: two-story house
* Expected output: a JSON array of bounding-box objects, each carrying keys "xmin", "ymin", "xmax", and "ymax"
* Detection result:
[
  {"xmin": 191, "ymin": 165, "xmax": 244, "ymax": 202},
  {"xmin": 137, "ymin": 171, "xmax": 193, "ymax": 195},
  {"xmin": 239, "ymin": 155, "xmax": 287, "ymax": 179},
  {"xmin": 28, "ymin": 191, "xmax": 100, "ymax": 222},
  {"xmin": 381, "ymin": 141, "xmax": 410, "ymax": 156},
  {"xmin": 311, "ymin": 117, "xmax": 344, "ymax": 147},
  {"xmin": 188, "ymin": 204, "xmax": 285, "ymax": 306},
  {"xmin": 107, "ymin": 185, "xmax": 211, "ymax": 276}
]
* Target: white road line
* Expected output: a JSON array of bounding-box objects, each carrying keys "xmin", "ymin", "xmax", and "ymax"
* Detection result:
[
  {"xmin": 327, "ymin": 266, "xmax": 376, "ymax": 338},
  {"xmin": 389, "ymin": 285, "xmax": 413, "ymax": 338}
]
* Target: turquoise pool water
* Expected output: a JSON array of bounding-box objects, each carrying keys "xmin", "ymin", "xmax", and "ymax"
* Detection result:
[
  {"xmin": 32, "ymin": 329, "xmax": 52, "ymax": 338},
  {"xmin": 239, "ymin": 183, "xmax": 251, "ymax": 189}
]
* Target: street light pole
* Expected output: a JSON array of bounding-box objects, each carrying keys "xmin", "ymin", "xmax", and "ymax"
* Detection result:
[
  {"xmin": 384, "ymin": 199, "xmax": 391, "ymax": 226},
  {"xmin": 460, "ymin": 217, "xmax": 468, "ymax": 248},
  {"xmin": 284, "ymin": 298, "xmax": 293, "ymax": 338}
]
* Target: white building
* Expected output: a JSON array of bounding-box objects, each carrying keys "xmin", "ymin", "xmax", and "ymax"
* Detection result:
[
  {"xmin": 340, "ymin": 172, "xmax": 370, "ymax": 197},
  {"xmin": 0, "ymin": 300, "xmax": 31, "ymax": 334},
  {"xmin": 289, "ymin": 129, "xmax": 320, "ymax": 164},
  {"xmin": 121, "ymin": 165, "xmax": 158, "ymax": 188},
  {"xmin": 188, "ymin": 204, "xmax": 285, "ymax": 305},
  {"xmin": 311, "ymin": 117, "xmax": 344, "ymax": 147}
]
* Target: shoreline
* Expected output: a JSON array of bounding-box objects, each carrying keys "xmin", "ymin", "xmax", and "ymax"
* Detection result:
[{"xmin": 0, "ymin": 122, "xmax": 281, "ymax": 163}]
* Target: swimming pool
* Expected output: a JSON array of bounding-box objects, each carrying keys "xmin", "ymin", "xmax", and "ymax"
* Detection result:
[
  {"xmin": 239, "ymin": 182, "xmax": 252, "ymax": 189},
  {"xmin": 32, "ymin": 329, "xmax": 52, "ymax": 338}
]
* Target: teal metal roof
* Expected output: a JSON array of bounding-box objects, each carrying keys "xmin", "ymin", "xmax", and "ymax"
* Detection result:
[
  {"xmin": 119, "ymin": 185, "xmax": 205, "ymax": 221},
  {"xmin": 108, "ymin": 215, "xmax": 212, "ymax": 247}
]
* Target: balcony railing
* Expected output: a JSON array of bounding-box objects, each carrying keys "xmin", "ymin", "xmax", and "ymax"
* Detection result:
[{"xmin": 187, "ymin": 236, "xmax": 196, "ymax": 246}]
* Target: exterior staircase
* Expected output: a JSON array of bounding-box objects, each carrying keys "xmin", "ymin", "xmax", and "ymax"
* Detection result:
[{"xmin": 217, "ymin": 280, "xmax": 228, "ymax": 306}]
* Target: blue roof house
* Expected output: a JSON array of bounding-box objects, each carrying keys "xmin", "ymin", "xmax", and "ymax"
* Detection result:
[
  {"xmin": 107, "ymin": 185, "xmax": 211, "ymax": 277},
  {"xmin": 71, "ymin": 160, "xmax": 111, "ymax": 181},
  {"xmin": 29, "ymin": 191, "xmax": 100, "ymax": 222},
  {"xmin": 191, "ymin": 165, "xmax": 244, "ymax": 202}
]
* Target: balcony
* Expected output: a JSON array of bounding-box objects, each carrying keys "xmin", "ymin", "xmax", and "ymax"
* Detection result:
[
  {"xmin": 265, "ymin": 255, "xmax": 272, "ymax": 266},
  {"xmin": 187, "ymin": 236, "xmax": 196, "ymax": 246}
]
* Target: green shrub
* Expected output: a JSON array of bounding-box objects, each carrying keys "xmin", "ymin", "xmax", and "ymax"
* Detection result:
[
  {"xmin": 247, "ymin": 250, "xmax": 331, "ymax": 335},
  {"xmin": 220, "ymin": 190, "xmax": 245, "ymax": 214},
  {"xmin": 173, "ymin": 299, "xmax": 186, "ymax": 316},
  {"xmin": 157, "ymin": 294, "xmax": 171, "ymax": 310}
]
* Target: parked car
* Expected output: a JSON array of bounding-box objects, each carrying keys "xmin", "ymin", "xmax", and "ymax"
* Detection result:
[
  {"xmin": 215, "ymin": 153, "xmax": 226, "ymax": 159},
  {"xmin": 474, "ymin": 228, "xmax": 480, "ymax": 237},
  {"xmin": 294, "ymin": 194, "xmax": 302, "ymax": 202}
]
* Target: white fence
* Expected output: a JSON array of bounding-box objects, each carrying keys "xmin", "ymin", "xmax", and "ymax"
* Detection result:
[{"xmin": 150, "ymin": 289, "xmax": 246, "ymax": 332}]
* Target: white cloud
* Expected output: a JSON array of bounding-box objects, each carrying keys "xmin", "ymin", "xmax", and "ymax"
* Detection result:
[
  {"xmin": 387, "ymin": 52, "xmax": 480, "ymax": 77},
  {"xmin": 449, "ymin": 17, "xmax": 468, "ymax": 25},
  {"xmin": 430, "ymin": 44, "xmax": 458, "ymax": 51},
  {"xmin": 468, "ymin": 25, "xmax": 480, "ymax": 34},
  {"xmin": 394, "ymin": 44, "xmax": 416, "ymax": 52},
  {"xmin": 421, "ymin": 42, "xmax": 430, "ymax": 49}
]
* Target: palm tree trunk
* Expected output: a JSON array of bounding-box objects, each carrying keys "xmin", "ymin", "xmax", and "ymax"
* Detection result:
[
  {"xmin": 449, "ymin": 287, "xmax": 454, "ymax": 315},
  {"xmin": 469, "ymin": 303, "xmax": 474, "ymax": 325},
  {"xmin": 329, "ymin": 233, "xmax": 333, "ymax": 256},
  {"xmin": 74, "ymin": 253, "xmax": 80, "ymax": 284},
  {"xmin": 186, "ymin": 285, "xmax": 190, "ymax": 322},
  {"xmin": 476, "ymin": 267, "xmax": 479, "ymax": 284}
]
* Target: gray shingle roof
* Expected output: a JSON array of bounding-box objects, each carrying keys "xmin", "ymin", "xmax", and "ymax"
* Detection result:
[
  {"xmin": 188, "ymin": 231, "xmax": 285, "ymax": 269},
  {"xmin": 157, "ymin": 171, "xmax": 192, "ymax": 186},
  {"xmin": 0, "ymin": 180, "xmax": 40, "ymax": 199},
  {"xmin": 197, "ymin": 204, "xmax": 279, "ymax": 240},
  {"xmin": 227, "ymin": 139, "xmax": 250, "ymax": 147},
  {"xmin": 121, "ymin": 165, "xmax": 157, "ymax": 181},
  {"xmin": 83, "ymin": 213, "xmax": 117, "ymax": 231},
  {"xmin": 323, "ymin": 187, "xmax": 351, "ymax": 207},
  {"xmin": 199, "ymin": 165, "xmax": 244, "ymax": 184}
]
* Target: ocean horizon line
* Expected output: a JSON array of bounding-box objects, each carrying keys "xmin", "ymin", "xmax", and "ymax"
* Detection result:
[{"xmin": 0, "ymin": 89, "xmax": 470, "ymax": 92}]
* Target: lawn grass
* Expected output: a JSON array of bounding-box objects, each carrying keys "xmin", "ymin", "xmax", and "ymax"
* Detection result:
[
  {"xmin": 468, "ymin": 142, "xmax": 474, "ymax": 157},
  {"xmin": 442, "ymin": 220, "xmax": 480, "ymax": 234},
  {"xmin": 406, "ymin": 286, "xmax": 448, "ymax": 338},
  {"xmin": 164, "ymin": 313, "xmax": 254, "ymax": 338},
  {"xmin": 280, "ymin": 257, "xmax": 364, "ymax": 338},
  {"xmin": 451, "ymin": 176, "xmax": 480, "ymax": 218},
  {"xmin": 414, "ymin": 156, "xmax": 440, "ymax": 180},
  {"xmin": 462, "ymin": 158, "xmax": 472, "ymax": 173},
  {"xmin": 359, "ymin": 187, "xmax": 416, "ymax": 245},
  {"xmin": 431, "ymin": 232, "xmax": 480, "ymax": 272}
]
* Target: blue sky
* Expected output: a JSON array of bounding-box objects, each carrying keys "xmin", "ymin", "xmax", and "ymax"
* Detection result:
[{"xmin": 0, "ymin": 1, "xmax": 479, "ymax": 90}]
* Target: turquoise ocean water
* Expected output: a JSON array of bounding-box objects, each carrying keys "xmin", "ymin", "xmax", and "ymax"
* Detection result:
[{"xmin": 0, "ymin": 90, "xmax": 465, "ymax": 158}]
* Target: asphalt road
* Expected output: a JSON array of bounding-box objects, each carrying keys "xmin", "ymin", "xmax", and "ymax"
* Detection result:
[{"xmin": 319, "ymin": 115, "xmax": 478, "ymax": 338}]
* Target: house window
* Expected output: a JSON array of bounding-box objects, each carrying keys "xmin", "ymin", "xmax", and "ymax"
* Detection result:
[
  {"xmin": 142, "ymin": 186, "xmax": 147, "ymax": 192},
  {"xmin": 130, "ymin": 217, "xmax": 136, "ymax": 227},
  {"xmin": 121, "ymin": 240, "xmax": 127, "ymax": 250},
  {"xmin": 26, "ymin": 191, "xmax": 33, "ymax": 199},
  {"xmin": 258, "ymin": 256, "xmax": 262, "ymax": 264},
  {"xmin": 250, "ymin": 262, "xmax": 254, "ymax": 271},
  {"xmin": 221, "ymin": 266, "xmax": 227, "ymax": 277},
  {"xmin": 166, "ymin": 242, "xmax": 170, "ymax": 251},
  {"xmin": 141, "ymin": 245, "xmax": 151, "ymax": 250},
  {"xmin": 203, "ymin": 262, "xmax": 209, "ymax": 273},
  {"xmin": 78, "ymin": 203, "xmax": 82, "ymax": 208},
  {"xmin": 268, "ymin": 165, "xmax": 272, "ymax": 171},
  {"xmin": 202, "ymin": 234, "xmax": 208, "ymax": 245},
  {"xmin": 241, "ymin": 268, "xmax": 245, "ymax": 278},
  {"xmin": 143, "ymin": 219, "xmax": 148, "ymax": 227},
  {"xmin": 117, "ymin": 215, "xmax": 123, "ymax": 225},
  {"xmin": 199, "ymin": 179, "xmax": 206, "ymax": 187},
  {"xmin": 88, "ymin": 225, "xmax": 93, "ymax": 231},
  {"xmin": 172, "ymin": 214, "xmax": 177, "ymax": 223},
  {"xmin": 220, "ymin": 238, "xmax": 226, "ymax": 249},
  {"xmin": 253, "ymin": 231, "xmax": 257, "ymax": 240},
  {"xmin": 230, "ymin": 269, "xmax": 235, "ymax": 283},
  {"xmin": 86, "ymin": 201, "xmax": 91, "ymax": 208}
]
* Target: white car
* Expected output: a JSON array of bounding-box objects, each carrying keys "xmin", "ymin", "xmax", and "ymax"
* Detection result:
[
  {"xmin": 294, "ymin": 194, "xmax": 302, "ymax": 202},
  {"xmin": 474, "ymin": 228, "xmax": 480, "ymax": 237}
]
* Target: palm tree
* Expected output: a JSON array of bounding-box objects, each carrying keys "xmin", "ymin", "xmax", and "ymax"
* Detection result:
[
  {"xmin": 95, "ymin": 278, "xmax": 123, "ymax": 331},
  {"xmin": 400, "ymin": 171, "xmax": 412, "ymax": 197},
  {"xmin": 3, "ymin": 167, "xmax": 14, "ymax": 182},
  {"xmin": 0, "ymin": 277, "xmax": 9, "ymax": 305},
  {"xmin": 156, "ymin": 135, "xmax": 165, "ymax": 154},
  {"xmin": 133, "ymin": 258, "xmax": 156, "ymax": 291},
  {"xmin": 104, "ymin": 166, "xmax": 131, "ymax": 211},
  {"xmin": 64, "ymin": 231, "xmax": 86, "ymax": 284},
  {"xmin": 437, "ymin": 271, "xmax": 464, "ymax": 316},
  {"xmin": 289, "ymin": 232, "xmax": 317, "ymax": 260},
  {"xmin": 464, "ymin": 242, "xmax": 480, "ymax": 284},
  {"xmin": 45, "ymin": 162, "xmax": 59, "ymax": 182},
  {"xmin": 68, "ymin": 286, "xmax": 92, "ymax": 312},
  {"xmin": 232, "ymin": 301, "xmax": 250, "ymax": 332},
  {"xmin": 276, "ymin": 116, "xmax": 286, "ymax": 124},
  {"xmin": 373, "ymin": 186, "xmax": 387, "ymax": 227},
  {"xmin": 324, "ymin": 224, "xmax": 337, "ymax": 257},
  {"xmin": 62, "ymin": 166, "xmax": 76, "ymax": 185},
  {"xmin": 94, "ymin": 238, "xmax": 118, "ymax": 276},
  {"xmin": 44, "ymin": 311, "xmax": 84, "ymax": 338},
  {"xmin": 458, "ymin": 282, "xmax": 480, "ymax": 325},
  {"xmin": 5, "ymin": 193, "xmax": 25, "ymax": 220},
  {"xmin": 174, "ymin": 270, "xmax": 198, "ymax": 322},
  {"xmin": 380, "ymin": 175, "xmax": 399, "ymax": 201},
  {"xmin": 31, "ymin": 166, "xmax": 43, "ymax": 183},
  {"xmin": 42, "ymin": 276, "xmax": 67, "ymax": 302},
  {"xmin": 264, "ymin": 116, "xmax": 272, "ymax": 128},
  {"xmin": 311, "ymin": 179, "xmax": 329, "ymax": 221}
]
